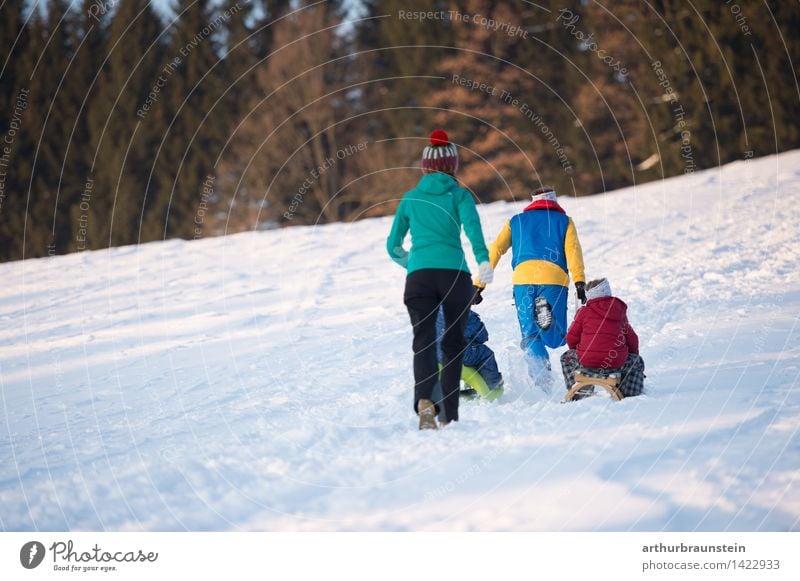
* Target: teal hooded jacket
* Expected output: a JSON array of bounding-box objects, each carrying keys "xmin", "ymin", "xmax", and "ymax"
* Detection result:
[{"xmin": 386, "ymin": 173, "xmax": 489, "ymax": 274}]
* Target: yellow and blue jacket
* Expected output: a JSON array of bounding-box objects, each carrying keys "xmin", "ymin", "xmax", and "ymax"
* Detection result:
[{"xmin": 479, "ymin": 199, "xmax": 585, "ymax": 288}]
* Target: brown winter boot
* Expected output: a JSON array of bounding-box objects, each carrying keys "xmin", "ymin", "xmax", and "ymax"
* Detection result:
[{"xmin": 418, "ymin": 399, "xmax": 438, "ymax": 430}]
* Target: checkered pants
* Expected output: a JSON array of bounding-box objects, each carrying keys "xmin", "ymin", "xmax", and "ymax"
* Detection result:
[{"xmin": 560, "ymin": 349, "xmax": 645, "ymax": 397}]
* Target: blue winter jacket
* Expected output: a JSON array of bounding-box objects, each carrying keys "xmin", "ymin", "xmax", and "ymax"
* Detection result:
[
  {"xmin": 435, "ymin": 309, "xmax": 489, "ymax": 357},
  {"xmin": 435, "ymin": 308, "xmax": 503, "ymax": 388}
]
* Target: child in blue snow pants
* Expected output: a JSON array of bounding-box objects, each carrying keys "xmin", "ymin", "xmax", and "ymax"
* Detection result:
[
  {"xmin": 514, "ymin": 284, "xmax": 569, "ymax": 379},
  {"xmin": 476, "ymin": 186, "xmax": 586, "ymax": 385}
]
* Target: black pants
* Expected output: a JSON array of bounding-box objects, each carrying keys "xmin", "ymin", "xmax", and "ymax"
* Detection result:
[{"xmin": 404, "ymin": 268, "xmax": 474, "ymax": 422}]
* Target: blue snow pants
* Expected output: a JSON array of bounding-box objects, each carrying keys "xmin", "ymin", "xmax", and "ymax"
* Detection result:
[{"xmin": 513, "ymin": 284, "xmax": 569, "ymax": 377}]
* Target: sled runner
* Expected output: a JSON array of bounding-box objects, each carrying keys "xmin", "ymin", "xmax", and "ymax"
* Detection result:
[
  {"xmin": 460, "ymin": 365, "xmax": 503, "ymax": 401},
  {"xmin": 438, "ymin": 364, "xmax": 503, "ymax": 401},
  {"xmin": 563, "ymin": 369, "xmax": 623, "ymax": 402}
]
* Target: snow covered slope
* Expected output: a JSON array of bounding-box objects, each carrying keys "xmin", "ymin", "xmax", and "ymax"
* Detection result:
[{"xmin": 2, "ymin": 151, "xmax": 799, "ymax": 531}]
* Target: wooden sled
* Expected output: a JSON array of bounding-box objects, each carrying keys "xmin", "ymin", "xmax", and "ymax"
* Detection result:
[{"xmin": 563, "ymin": 369, "xmax": 623, "ymax": 402}]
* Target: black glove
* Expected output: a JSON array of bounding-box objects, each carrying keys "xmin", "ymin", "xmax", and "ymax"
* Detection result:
[
  {"xmin": 575, "ymin": 281, "xmax": 586, "ymax": 304},
  {"xmin": 472, "ymin": 285, "xmax": 484, "ymax": 305}
]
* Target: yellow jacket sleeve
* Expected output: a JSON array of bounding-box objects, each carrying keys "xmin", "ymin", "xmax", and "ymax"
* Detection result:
[
  {"xmin": 565, "ymin": 218, "xmax": 586, "ymax": 283},
  {"xmin": 490, "ymin": 220, "xmax": 512, "ymax": 268},
  {"xmin": 475, "ymin": 220, "xmax": 512, "ymax": 286}
]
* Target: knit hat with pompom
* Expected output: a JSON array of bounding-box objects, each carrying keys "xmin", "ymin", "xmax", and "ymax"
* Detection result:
[{"xmin": 421, "ymin": 130, "xmax": 459, "ymax": 174}]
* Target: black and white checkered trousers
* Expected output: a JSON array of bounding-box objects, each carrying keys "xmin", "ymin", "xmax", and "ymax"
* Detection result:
[{"xmin": 560, "ymin": 349, "xmax": 645, "ymax": 397}]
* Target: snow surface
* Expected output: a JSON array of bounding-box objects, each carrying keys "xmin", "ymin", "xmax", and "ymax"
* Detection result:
[{"xmin": 1, "ymin": 151, "xmax": 799, "ymax": 532}]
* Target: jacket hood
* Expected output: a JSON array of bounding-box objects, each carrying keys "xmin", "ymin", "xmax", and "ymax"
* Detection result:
[
  {"xmin": 585, "ymin": 296, "xmax": 628, "ymax": 322},
  {"xmin": 417, "ymin": 172, "xmax": 458, "ymax": 195}
]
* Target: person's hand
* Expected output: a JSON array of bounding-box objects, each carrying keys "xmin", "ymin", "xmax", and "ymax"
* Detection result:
[
  {"xmin": 575, "ymin": 281, "xmax": 586, "ymax": 304},
  {"xmin": 472, "ymin": 285, "xmax": 484, "ymax": 305},
  {"xmin": 477, "ymin": 261, "xmax": 493, "ymax": 285},
  {"xmin": 390, "ymin": 246, "xmax": 408, "ymax": 267}
]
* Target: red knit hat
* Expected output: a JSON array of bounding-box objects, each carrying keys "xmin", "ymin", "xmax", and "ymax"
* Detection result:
[{"xmin": 421, "ymin": 130, "xmax": 459, "ymax": 174}]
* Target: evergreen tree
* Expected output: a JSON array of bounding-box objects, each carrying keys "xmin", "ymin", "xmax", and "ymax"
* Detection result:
[
  {"xmin": 147, "ymin": 0, "xmax": 224, "ymax": 240},
  {"xmin": 14, "ymin": 0, "xmax": 71, "ymax": 258},
  {"xmin": 214, "ymin": 0, "xmax": 259, "ymax": 233},
  {"xmin": 761, "ymin": 2, "xmax": 800, "ymax": 153},
  {"xmin": 1, "ymin": 0, "xmax": 798, "ymax": 263},
  {"xmin": 36, "ymin": 0, "xmax": 101, "ymax": 255},
  {"xmin": 62, "ymin": 0, "xmax": 107, "ymax": 252},
  {"xmin": 223, "ymin": 0, "xmax": 258, "ymax": 93},
  {"xmin": 88, "ymin": 0, "xmax": 164, "ymax": 248},
  {"xmin": 0, "ymin": 0, "xmax": 26, "ymax": 127},
  {"xmin": 424, "ymin": 0, "xmax": 532, "ymax": 201},
  {"xmin": 423, "ymin": 1, "xmax": 590, "ymax": 199},
  {"xmin": 527, "ymin": 1, "xmax": 595, "ymax": 196},
  {"xmin": 345, "ymin": 0, "xmax": 459, "ymax": 217},
  {"xmin": 564, "ymin": 1, "xmax": 656, "ymax": 194},
  {"xmin": 227, "ymin": 2, "xmax": 354, "ymax": 226},
  {"xmin": 0, "ymin": 0, "xmax": 37, "ymax": 261},
  {"xmin": 358, "ymin": 0, "xmax": 454, "ymax": 155},
  {"xmin": 250, "ymin": 0, "xmax": 292, "ymax": 60}
]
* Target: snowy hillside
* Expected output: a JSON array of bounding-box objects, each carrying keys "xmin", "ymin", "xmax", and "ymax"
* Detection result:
[{"xmin": 2, "ymin": 151, "xmax": 799, "ymax": 531}]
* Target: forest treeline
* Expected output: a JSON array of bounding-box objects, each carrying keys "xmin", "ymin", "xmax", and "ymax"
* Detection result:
[{"xmin": 1, "ymin": 0, "xmax": 798, "ymax": 262}]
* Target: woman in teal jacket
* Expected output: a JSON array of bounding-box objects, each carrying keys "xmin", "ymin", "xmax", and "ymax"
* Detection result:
[{"xmin": 387, "ymin": 130, "xmax": 493, "ymax": 430}]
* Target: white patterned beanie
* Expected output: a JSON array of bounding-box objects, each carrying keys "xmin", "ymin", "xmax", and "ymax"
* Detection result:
[
  {"xmin": 531, "ymin": 185, "xmax": 557, "ymax": 202},
  {"xmin": 421, "ymin": 129, "xmax": 459, "ymax": 174},
  {"xmin": 586, "ymin": 278, "xmax": 612, "ymax": 301}
]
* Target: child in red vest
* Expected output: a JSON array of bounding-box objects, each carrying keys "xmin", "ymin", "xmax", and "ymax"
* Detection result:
[{"xmin": 560, "ymin": 278, "xmax": 645, "ymax": 398}]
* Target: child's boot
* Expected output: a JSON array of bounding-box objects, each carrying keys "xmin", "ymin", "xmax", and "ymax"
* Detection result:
[{"xmin": 534, "ymin": 297, "xmax": 552, "ymax": 330}]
